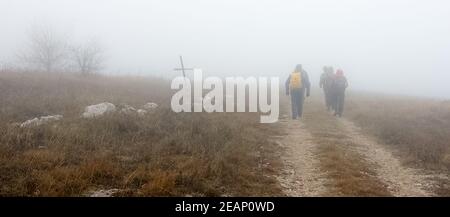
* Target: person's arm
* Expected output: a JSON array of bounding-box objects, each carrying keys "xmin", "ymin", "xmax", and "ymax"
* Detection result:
[
  {"xmin": 285, "ymin": 75, "xmax": 291, "ymax": 95},
  {"xmin": 319, "ymin": 74, "xmax": 324, "ymax": 88},
  {"xmin": 345, "ymin": 77, "xmax": 348, "ymax": 89},
  {"xmin": 303, "ymin": 71, "xmax": 311, "ymax": 97}
]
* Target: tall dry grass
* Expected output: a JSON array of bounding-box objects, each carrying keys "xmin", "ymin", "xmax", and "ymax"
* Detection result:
[
  {"xmin": 0, "ymin": 70, "xmax": 282, "ymax": 196},
  {"xmin": 313, "ymin": 90, "xmax": 450, "ymax": 195},
  {"xmin": 345, "ymin": 92, "xmax": 450, "ymax": 172}
]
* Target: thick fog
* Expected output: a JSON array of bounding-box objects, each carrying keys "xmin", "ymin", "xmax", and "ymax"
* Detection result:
[{"xmin": 1, "ymin": 0, "xmax": 450, "ymax": 99}]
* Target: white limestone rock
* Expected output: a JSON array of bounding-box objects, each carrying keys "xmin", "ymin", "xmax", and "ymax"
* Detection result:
[
  {"xmin": 20, "ymin": 115, "xmax": 63, "ymax": 128},
  {"xmin": 82, "ymin": 102, "xmax": 116, "ymax": 118},
  {"xmin": 143, "ymin": 102, "xmax": 158, "ymax": 110},
  {"xmin": 137, "ymin": 109, "xmax": 147, "ymax": 116},
  {"xmin": 120, "ymin": 104, "xmax": 137, "ymax": 114}
]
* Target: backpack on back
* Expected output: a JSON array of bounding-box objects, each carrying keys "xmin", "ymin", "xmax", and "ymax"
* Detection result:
[
  {"xmin": 290, "ymin": 72, "xmax": 303, "ymax": 89},
  {"xmin": 334, "ymin": 76, "xmax": 347, "ymax": 90}
]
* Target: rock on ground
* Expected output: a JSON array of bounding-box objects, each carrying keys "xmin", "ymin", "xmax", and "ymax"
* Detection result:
[
  {"xmin": 20, "ymin": 115, "xmax": 63, "ymax": 128},
  {"xmin": 82, "ymin": 102, "xmax": 116, "ymax": 118},
  {"xmin": 143, "ymin": 102, "xmax": 158, "ymax": 110},
  {"xmin": 120, "ymin": 104, "xmax": 137, "ymax": 114},
  {"xmin": 137, "ymin": 109, "xmax": 147, "ymax": 116},
  {"xmin": 88, "ymin": 189, "xmax": 119, "ymax": 197}
]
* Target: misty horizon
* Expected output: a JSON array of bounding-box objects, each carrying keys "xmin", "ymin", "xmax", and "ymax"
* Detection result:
[{"xmin": 1, "ymin": 0, "xmax": 450, "ymax": 99}]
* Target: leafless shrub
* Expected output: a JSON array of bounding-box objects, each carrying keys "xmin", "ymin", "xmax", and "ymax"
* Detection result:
[
  {"xmin": 70, "ymin": 40, "xmax": 105, "ymax": 75},
  {"xmin": 18, "ymin": 26, "xmax": 68, "ymax": 73}
]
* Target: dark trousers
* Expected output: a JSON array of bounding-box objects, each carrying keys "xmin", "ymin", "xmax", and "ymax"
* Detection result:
[
  {"xmin": 324, "ymin": 88, "xmax": 332, "ymax": 110},
  {"xmin": 334, "ymin": 90, "xmax": 346, "ymax": 116},
  {"xmin": 290, "ymin": 88, "xmax": 305, "ymax": 119}
]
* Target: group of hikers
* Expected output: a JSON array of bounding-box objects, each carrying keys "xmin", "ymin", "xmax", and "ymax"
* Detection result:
[
  {"xmin": 319, "ymin": 66, "xmax": 349, "ymax": 117},
  {"xmin": 285, "ymin": 64, "xmax": 348, "ymax": 119}
]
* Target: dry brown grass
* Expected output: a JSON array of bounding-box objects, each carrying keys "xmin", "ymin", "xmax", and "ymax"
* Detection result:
[
  {"xmin": 345, "ymin": 92, "xmax": 450, "ymax": 195},
  {"xmin": 345, "ymin": 92, "xmax": 450, "ymax": 171},
  {"xmin": 301, "ymin": 98, "xmax": 391, "ymax": 196},
  {"xmin": 0, "ymin": 70, "xmax": 282, "ymax": 196}
]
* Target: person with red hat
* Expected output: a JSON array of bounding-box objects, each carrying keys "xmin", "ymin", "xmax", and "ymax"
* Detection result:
[{"xmin": 331, "ymin": 69, "xmax": 348, "ymax": 117}]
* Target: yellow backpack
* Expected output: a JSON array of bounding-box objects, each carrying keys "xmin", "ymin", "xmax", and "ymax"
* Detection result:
[{"xmin": 290, "ymin": 72, "xmax": 302, "ymax": 89}]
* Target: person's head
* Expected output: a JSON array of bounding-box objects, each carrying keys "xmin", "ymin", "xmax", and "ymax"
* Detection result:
[
  {"xmin": 336, "ymin": 69, "xmax": 344, "ymax": 76},
  {"xmin": 323, "ymin": 66, "xmax": 328, "ymax": 72},
  {"xmin": 295, "ymin": 64, "xmax": 302, "ymax": 72},
  {"xmin": 328, "ymin": 66, "xmax": 334, "ymax": 74}
]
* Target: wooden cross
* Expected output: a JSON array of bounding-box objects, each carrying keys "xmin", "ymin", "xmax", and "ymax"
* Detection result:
[{"xmin": 174, "ymin": 55, "xmax": 194, "ymax": 78}]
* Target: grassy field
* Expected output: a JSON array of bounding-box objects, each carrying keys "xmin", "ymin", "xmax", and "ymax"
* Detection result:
[
  {"xmin": 345, "ymin": 92, "xmax": 450, "ymax": 171},
  {"xmin": 0, "ymin": 70, "xmax": 282, "ymax": 196},
  {"xmin": 344, "ymin": 92, "xmax": 450, "ymax": 195},
  {"xmin": 2, "ymin": 71, "xmax": 449, "ymax": 196}
]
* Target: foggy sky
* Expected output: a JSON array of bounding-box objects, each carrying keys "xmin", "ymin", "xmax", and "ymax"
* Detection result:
[{"xmin": 1, "ymin": 0, "xmax": 450, "ymax": 99}]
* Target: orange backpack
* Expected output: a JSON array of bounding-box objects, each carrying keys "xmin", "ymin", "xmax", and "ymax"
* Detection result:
[{"xmin": 290, "ymin": 72, "xmax": 302, "ymax": 89}]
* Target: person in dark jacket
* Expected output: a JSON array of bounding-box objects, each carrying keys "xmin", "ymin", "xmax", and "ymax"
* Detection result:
[
  {"xmin": 319, "ymin": 66, "xmax": 335, "ymax": 111},
  {"xmin": 331, "ymin": 69, "xmax": 348, "ymax": 117},
  {"xmin": 285, "ymin": 64, "xmax": 311, "ymax": 119}
]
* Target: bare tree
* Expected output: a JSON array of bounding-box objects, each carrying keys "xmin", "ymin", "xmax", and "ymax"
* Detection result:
[
  {"xmin": 19, "ymin": 26, "xmax": 68, "ymax": 73},
  {"xmin": 70, "ymin": 40, "xmax": 105, "ymax": 75}
]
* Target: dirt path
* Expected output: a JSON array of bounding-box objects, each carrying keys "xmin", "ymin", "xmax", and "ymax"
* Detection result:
[
  {"xmin": 337, "ymin": 119, "xmax": 437, "ymax": 196},
  {"xmin": 274, "ymin": 114, "xmax": 327, "ymax": 196},
  {"xmin": 275, "ymin": 99, "xmax": 441, "ymax": 196}
]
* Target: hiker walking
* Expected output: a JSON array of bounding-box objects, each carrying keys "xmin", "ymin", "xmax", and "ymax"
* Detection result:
[
  {"xmin": 285, "ymin": 64, "xmax": 311, "ymax": 119},
  {"xmin": 319, "ymin": 66, "xmax": 335, "ymax": 111},
  {"xmin": 331, "ymin": 69, "xmax": 348, "ymax": 117}
]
